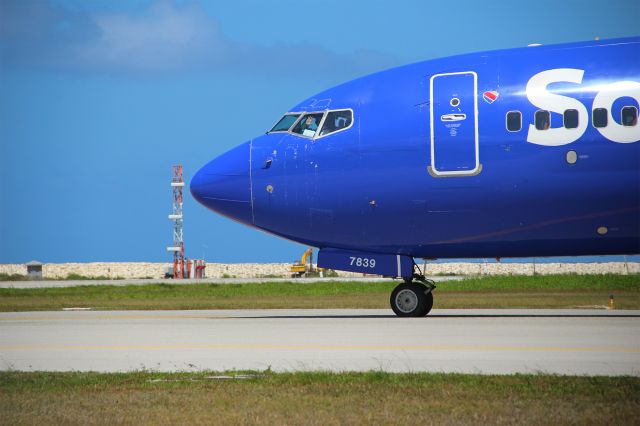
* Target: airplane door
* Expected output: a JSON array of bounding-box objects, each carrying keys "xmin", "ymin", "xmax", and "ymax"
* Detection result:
[{"xmin": 428, "ymin": 71, "xmax": 480, "ymax": 176}]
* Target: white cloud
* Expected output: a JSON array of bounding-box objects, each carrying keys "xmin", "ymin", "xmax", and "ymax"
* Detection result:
[
  {"xmin": 0, "ymin": 0, "xmax": 398, "ymax": 77},
  {"xmin": 85, "ymin": 1, "xmax": 228, "ymax": 70}
]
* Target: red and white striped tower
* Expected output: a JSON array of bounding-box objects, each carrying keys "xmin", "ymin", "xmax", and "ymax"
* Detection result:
[{"xmin": 167, "ymin": 165, "xmax": 185, "ymax": 278}]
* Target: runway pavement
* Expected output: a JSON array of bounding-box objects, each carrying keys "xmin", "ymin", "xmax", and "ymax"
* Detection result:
[{"xmin": 1, "ymin": 309, "xmax": 638, "ymax": 376}]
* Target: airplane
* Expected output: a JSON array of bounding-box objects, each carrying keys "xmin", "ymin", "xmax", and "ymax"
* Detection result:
[{"xmin": 191, "ymin": 36, "xmax": 640, "ymax": 317}]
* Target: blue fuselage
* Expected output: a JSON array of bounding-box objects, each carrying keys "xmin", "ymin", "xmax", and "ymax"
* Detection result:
[{"xmin": 191, "ymin": 37, "xmax": 640, "ymax": 260}]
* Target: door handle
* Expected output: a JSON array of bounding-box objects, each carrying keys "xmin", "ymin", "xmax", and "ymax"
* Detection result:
[{"xmin": 440, "ymin": 113, "xmax": 466, "ymax": 121}]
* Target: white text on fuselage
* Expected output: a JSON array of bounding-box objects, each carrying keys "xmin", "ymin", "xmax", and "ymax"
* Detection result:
[{"xmin": 525, "ymin": 68, "xmax": 640, "ymax": 145}]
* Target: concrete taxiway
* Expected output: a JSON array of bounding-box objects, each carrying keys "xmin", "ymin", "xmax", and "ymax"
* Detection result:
[{"xmin": 1, "ymin": 309, "xmax": 638, "ymax": 376}]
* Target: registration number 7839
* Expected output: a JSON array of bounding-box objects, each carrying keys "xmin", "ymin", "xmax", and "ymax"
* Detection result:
[{"xmin": 349, "ymin": 256, "xmax": 376, "ymax": 268}]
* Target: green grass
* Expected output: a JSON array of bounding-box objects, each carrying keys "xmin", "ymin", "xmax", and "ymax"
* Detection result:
[
  {"xmin": 1, "ymin": 371, "xmax": 638, "ymax": 425},
  {"xmin": 0, "ymin": 272, "xmax": 126, "ymax": 281},
  {"xmin": 63, "ymin": 273, "xmax": 124, "ymax": 280},
  {"xmin": 0, "ymin": 273, "xmax": 28, "ymax": 282},
  {"xmin": 0, "ymin": 274, "xmax": 638, "ymax": 311},
  {"xmin": 440, "ymin": 273, "xmax": 639, "ymax": 290}
]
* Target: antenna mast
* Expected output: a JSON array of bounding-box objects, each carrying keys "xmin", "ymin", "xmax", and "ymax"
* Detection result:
[{"xmin": 167, "ymin": 165, "xmax": 185, "ymax": 278}]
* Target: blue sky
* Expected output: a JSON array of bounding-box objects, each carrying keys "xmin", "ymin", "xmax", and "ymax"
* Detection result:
[{"xmin": 1, "ymin": 0, "xmax": 639, "ymax": 263}]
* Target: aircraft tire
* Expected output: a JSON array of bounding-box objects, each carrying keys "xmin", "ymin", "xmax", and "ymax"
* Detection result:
[{"xmin": 390, "ymin": 282, "xmax": 433, "ymax": 317}]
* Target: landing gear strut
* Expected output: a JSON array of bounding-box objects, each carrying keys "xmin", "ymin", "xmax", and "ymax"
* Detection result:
[{"xmin": 390, "ymin": 262, "xmax": 436, "ymax": 317}]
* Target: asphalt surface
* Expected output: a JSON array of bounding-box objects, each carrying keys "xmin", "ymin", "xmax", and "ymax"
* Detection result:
[
  {"xmin": 0, "ymin": 276, "xmax": 463, "ymax": 289},
  {"xmin": 1, "ymin": 309, "xmax": 638, "ymax": 376}
]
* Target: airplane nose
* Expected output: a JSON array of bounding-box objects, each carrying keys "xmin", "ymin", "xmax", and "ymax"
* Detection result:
[{"xmin": 190, "ymin": 142, "xmax": 252, "ymax": 225}]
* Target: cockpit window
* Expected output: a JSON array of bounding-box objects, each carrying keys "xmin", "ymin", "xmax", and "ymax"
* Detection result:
[
  {"xmin": 291, "ymin": 112, "xmax": 325, "ymax": 138},
  {"xmin": 269, "ymin": 114, "xmax": 301, "ymax": 132},
  {"xmin": 270, "ymin": 108, "xmax": 354, "ymax": 139},
  {"xmin": 319, "ymin": 109, "xmax": 353, "ymax": 136}
]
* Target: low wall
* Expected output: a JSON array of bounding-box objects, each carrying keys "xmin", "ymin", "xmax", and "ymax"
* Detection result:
[{"xmin": 0, "ymin": 261, "xmax": 638, "ymax": 279}]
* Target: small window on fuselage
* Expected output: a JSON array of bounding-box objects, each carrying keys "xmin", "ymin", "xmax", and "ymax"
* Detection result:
[
  {"xmin": 291, "ymin": 112, "xmax": 325, "ymax": 138},
  {"xmin": 563, "ymin": 109, "xmax": 579, "ymax": 129},
  {"xmin": 319, "ymin": 110, "xmax": 353, "ymax": 136},
  {"xmin": 593, "ymin": 108, "xmax": 608, "ymax": 128},
  {"xmin": 535, "ymin": 110, "xmax": 550, "ymax": 130},
  {"xmin": 622, "ymin": 106, "xmax": 638, "ymax": 126},
  {"xmin": 269, "ymin": 114, "xmax": 301, "ymax": 133},
  {"xmin": 506, "ymin": 111, "xmax": 522, "ymax": 132}
]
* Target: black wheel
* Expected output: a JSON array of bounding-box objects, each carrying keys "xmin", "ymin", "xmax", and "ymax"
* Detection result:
[{"xmin": 390, "ymin": 282, "xmax": 433, "ymax": 317}]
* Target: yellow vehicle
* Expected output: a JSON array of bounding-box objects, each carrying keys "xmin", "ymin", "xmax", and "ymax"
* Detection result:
[{"xmin": 290, "ymin": 248, "xmax": 314, "ymax": 277}]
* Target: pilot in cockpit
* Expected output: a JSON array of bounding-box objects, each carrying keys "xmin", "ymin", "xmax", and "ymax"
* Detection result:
[
  {"xmin": 302, "ymin": 116, "xmax": 318, "ymax": 131},
  {"xmin": 301, "ymin": 116, "xmax": 318, "ymax": 137}
]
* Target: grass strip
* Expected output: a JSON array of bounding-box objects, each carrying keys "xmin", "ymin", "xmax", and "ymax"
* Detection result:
[
  {"xmin": 1, "ymin": 371, "xmax": 638, "ymax": 425},
  {"xmin": 0, "ymin": 274, "xmax": 638, "ymax": 311}
]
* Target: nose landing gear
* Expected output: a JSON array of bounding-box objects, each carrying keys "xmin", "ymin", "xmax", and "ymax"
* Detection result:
[{"xmin": 390, "ymin": 263, "xmax": 436, "ymax": 317}]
